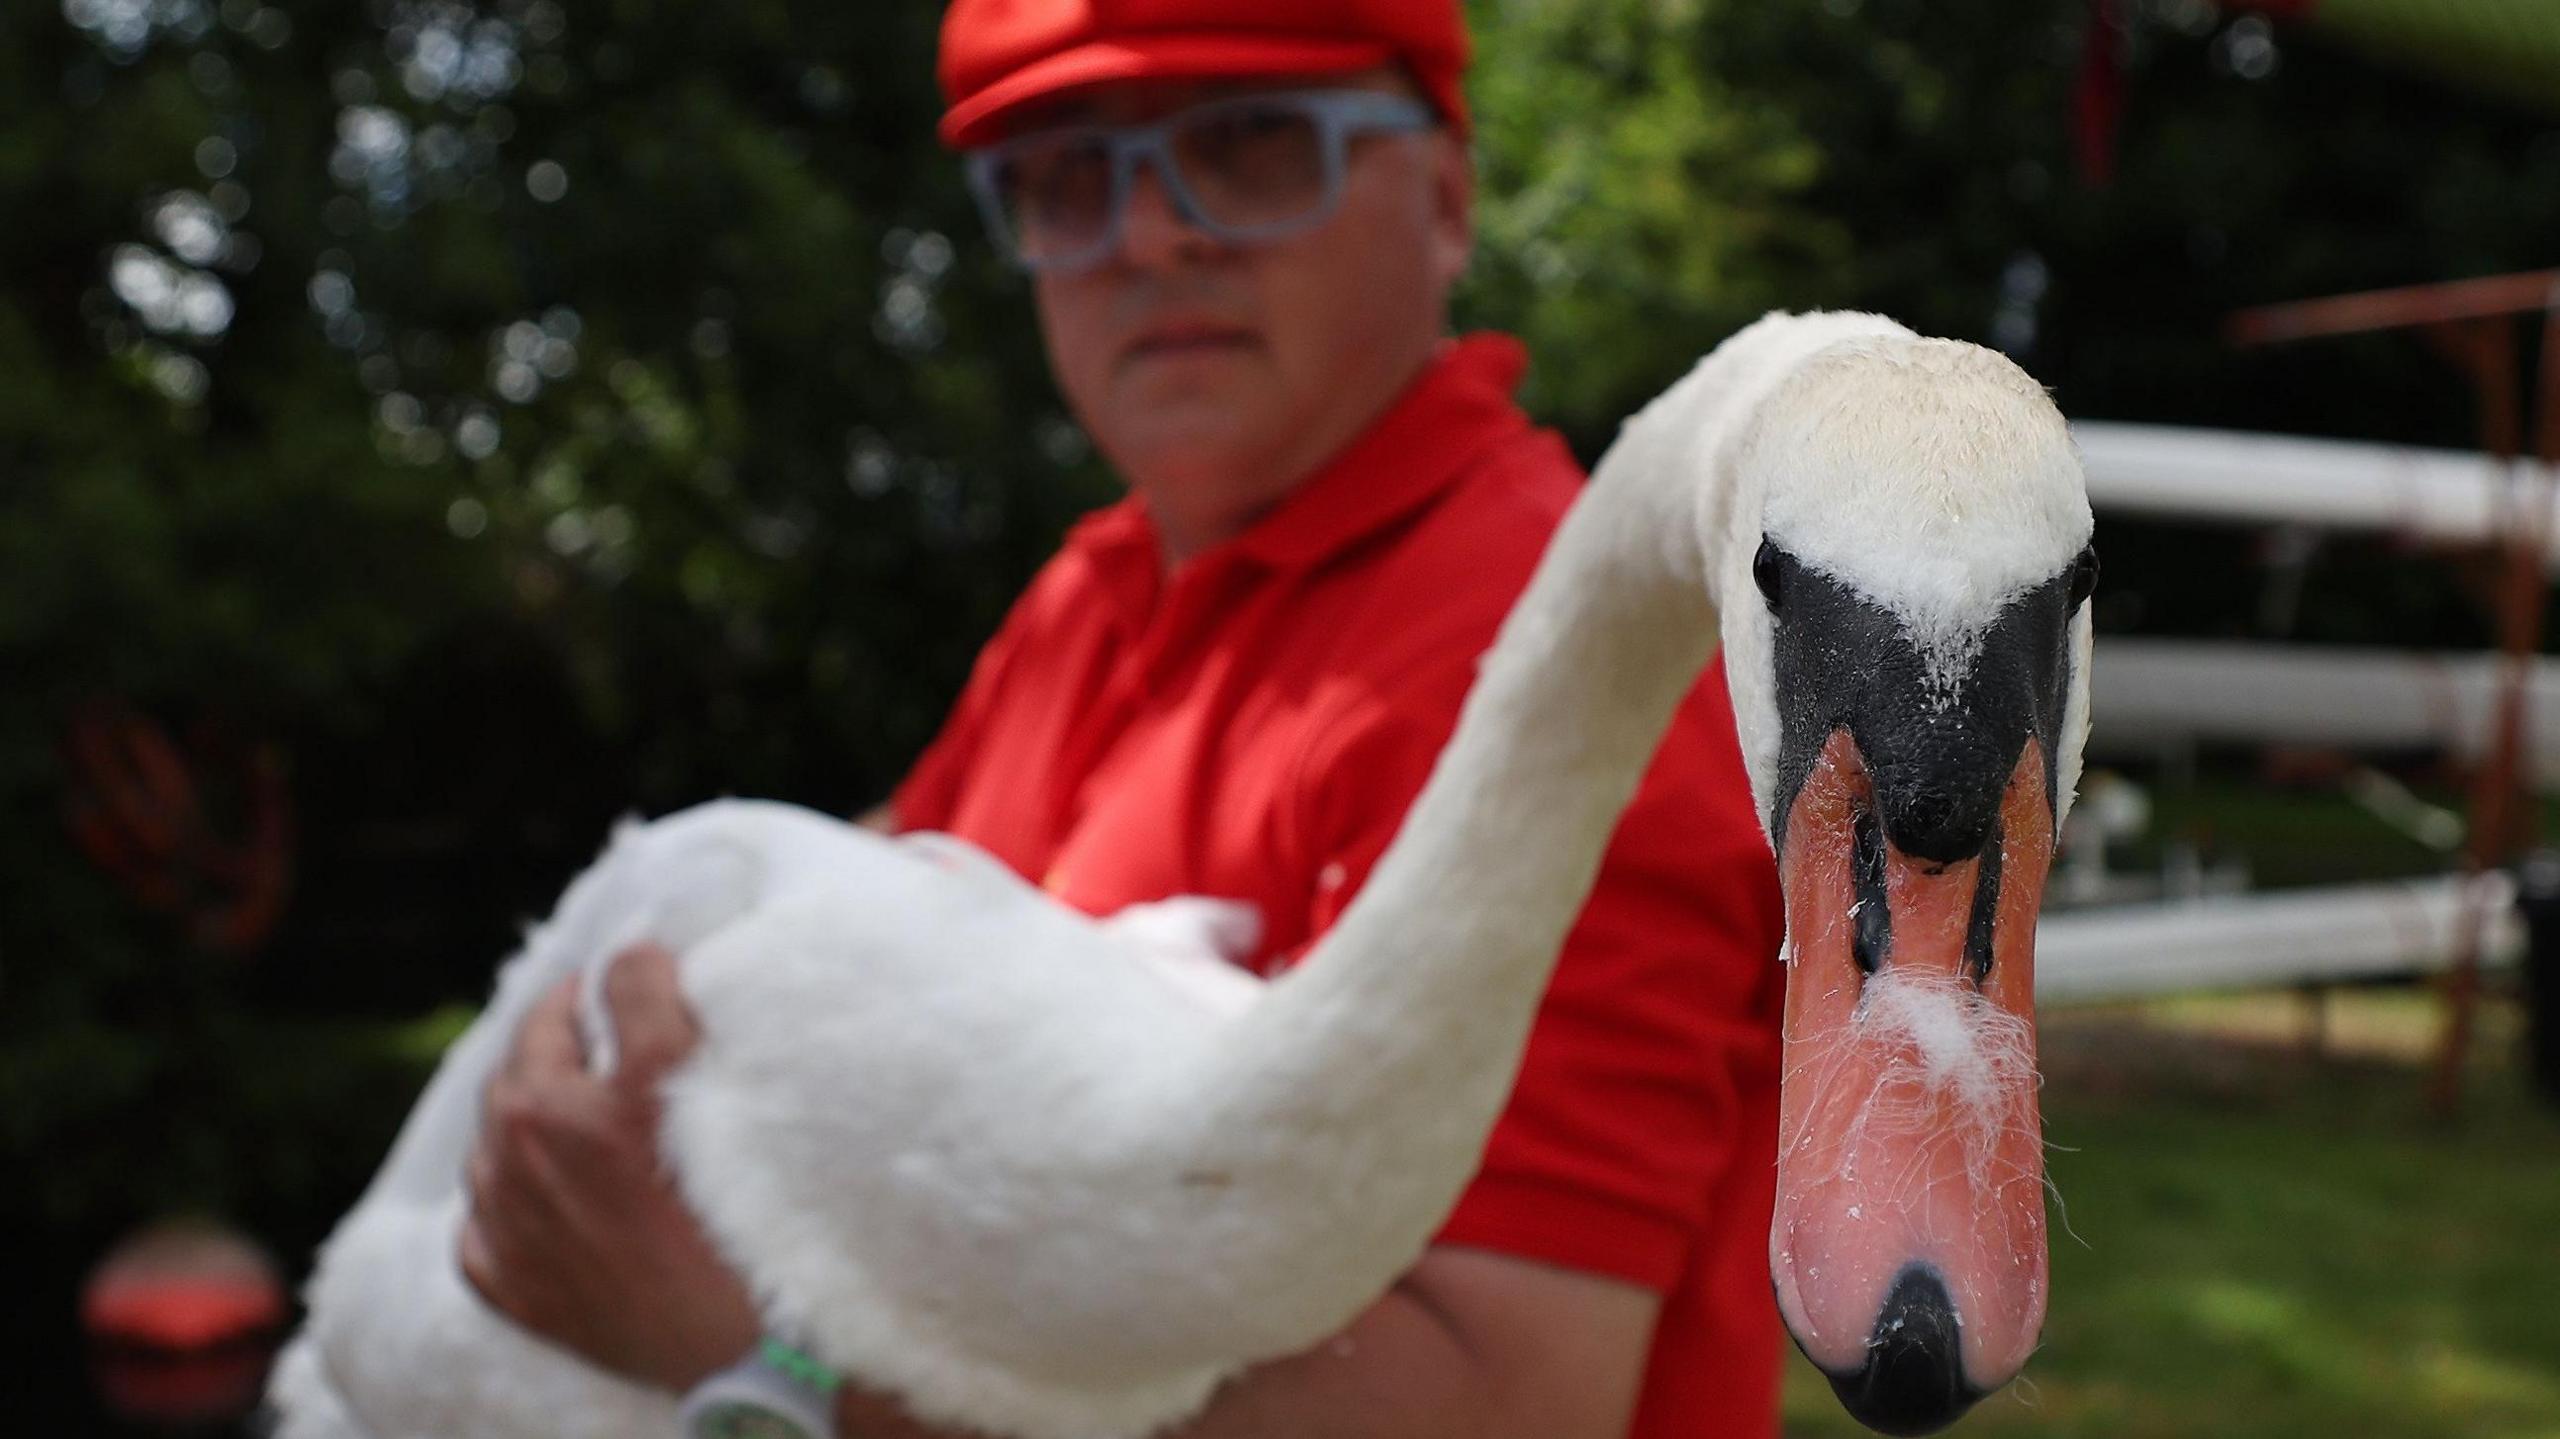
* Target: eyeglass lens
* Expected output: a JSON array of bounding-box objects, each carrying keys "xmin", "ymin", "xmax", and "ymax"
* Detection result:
[
  {"xmin": 993, "ymin": 137, "xmax": 1115, "ymax": 268},
  {"xmin": 1170, "ymin": 104, "xmax": 1330, "ymax": 228},
  {"xmin": 990, "ymin": 101, "xmax": 1332, "ymax": 266}
]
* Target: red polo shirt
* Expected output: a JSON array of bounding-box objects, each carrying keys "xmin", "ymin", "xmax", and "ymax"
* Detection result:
[{"xmin": 894, "ymin": 334, "xmax": 1786, "ymax": 1437}]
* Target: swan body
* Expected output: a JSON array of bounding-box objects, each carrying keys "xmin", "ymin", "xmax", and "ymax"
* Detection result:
[
  {"xmin": 272, "ymin": 312, "xmax": 2095, "ymax": 1439},
  {"xmin": 273, "ymin": 807, "xmax": 1283, "ymax": 1439}
]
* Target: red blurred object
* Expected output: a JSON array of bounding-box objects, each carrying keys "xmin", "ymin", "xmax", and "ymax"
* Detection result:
[
  {"xmin": 2074, "ymin": 0, "xmax": 2127, "ymax": 185},
  {"xmin": 59, "ymin": 700, "xmax": 294, "ymax": 957},
  {"xmin": 89, "ymin": 1344, "xmax": 279, "ymax": 1431},
  {"xmin": 936, "ymin": 0, "xmax": 1474, "ymax": 146},
  {"xmin": 82, "ymin": 1221, "xmax": 290, "ymax": 1427}
]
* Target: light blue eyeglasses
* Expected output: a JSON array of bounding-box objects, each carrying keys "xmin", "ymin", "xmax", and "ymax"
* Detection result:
[{"xmin": 964, "ymin": 89, "xmax": 1438, "ymax": 276}]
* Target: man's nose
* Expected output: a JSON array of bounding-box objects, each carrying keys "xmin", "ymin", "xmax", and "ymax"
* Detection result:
[{"xmin": 1113, "ymin": 157, "xmax": 1218, "ymax": 269}]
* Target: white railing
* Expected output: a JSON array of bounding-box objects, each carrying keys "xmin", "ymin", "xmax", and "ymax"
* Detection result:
[
  {"xmin": 2071, "ymin": 421, "xmax": 2559, "ymax": 555},
  {"xmin": 2085, "ymin": 639, "xmax": 2560, "ymax": 790},
  {"xmin": 2036, "ymin": 873, "xmax": 2522, "ymax": 1005}
]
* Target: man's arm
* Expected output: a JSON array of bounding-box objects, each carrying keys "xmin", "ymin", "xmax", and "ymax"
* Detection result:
[
  {"xmin": 463, "ymin": 947, "xmax": 1660, "ymax": 1439},
  {"xmin": 834, "ymin": 1247, "xmax": 1656, "ymax": 1439}
]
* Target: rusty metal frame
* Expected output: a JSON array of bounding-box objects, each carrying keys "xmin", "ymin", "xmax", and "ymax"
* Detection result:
[
  {"xmin": 2230, "ymin": 270, "xmax": 2560, "ymax": 346},
  {"xmin": 2230, "ymin": 270, "xmax": 2560, "ymax": 1115}
]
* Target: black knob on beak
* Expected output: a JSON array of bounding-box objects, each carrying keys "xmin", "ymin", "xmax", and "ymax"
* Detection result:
[
  {"xmin": 1867, "ymin": 727, "xmax": 2013, "ymax": 866},
  {"xmin": 1822, "ymin": 1265, "xmax": 1986, "ymax": 1437}
]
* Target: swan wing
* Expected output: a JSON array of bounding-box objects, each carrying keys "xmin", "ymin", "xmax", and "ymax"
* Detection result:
[
  {"xmin": 276, "ymin": 801, "xmax": 901, "ymax": 1438},
  {"xmin": 281, "ymin": 802, "xmax": 1275, "ymax": 1439}
]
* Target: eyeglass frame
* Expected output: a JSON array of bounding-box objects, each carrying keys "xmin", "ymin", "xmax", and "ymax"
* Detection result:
[{"xmin": 963, "ymin": 88, "xmax": 1440, "ymax": 277}]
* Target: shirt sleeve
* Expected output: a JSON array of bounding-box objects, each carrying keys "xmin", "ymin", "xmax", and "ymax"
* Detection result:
[{"xmin": 1289, "ymin": 660, "xmax": 1785, "ymax": 1293}]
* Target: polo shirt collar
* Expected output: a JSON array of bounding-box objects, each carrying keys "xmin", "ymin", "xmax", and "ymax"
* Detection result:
[
  {"xmin": 1229, "ymin": 332, "xmax": 1533, "ymax": 571},
  {"xmin": 1063, "ymin": 332, "xmax": 1535, "ymax": 585}
]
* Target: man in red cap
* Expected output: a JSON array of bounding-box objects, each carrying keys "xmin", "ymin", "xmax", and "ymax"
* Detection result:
[{"xmin": 459, "ymin": 4, "xmax": 1787, "ymax": 1437}]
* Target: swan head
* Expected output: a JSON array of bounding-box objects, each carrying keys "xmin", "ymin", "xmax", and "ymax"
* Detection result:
[{"xmin": 1717, "ymin": 334, "xmax": 2094, "ymax": 1435}]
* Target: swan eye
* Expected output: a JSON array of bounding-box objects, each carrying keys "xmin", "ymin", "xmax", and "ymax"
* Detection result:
[
  {"xmin": 2066, "ymin": 543, "xmax": 2100, "ymax": 610},
  {"xmin": 1753, "ymin": 538, "xmax": 1784, "ymax": 612}
]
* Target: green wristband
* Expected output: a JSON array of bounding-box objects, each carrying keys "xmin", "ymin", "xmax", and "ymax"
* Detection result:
[
  {"xmin": 680, "ymin": 1335, "xmax": 844, "ymax": 1439},
  {"xmin": 757, "ymin": 1336, "xmax": 844, "ymax": 1398}
]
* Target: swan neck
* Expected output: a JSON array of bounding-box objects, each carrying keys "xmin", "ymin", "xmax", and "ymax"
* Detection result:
[
  {"xmin": 1288, "ymin": 475, "xmax": 1721, "ymax": 1026},
  {"xmin": 1064, "ymin": 425, "xmax": 1739, "ymax": 1366}
]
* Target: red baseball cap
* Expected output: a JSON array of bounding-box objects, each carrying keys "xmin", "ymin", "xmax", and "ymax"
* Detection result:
[{"xmin": 937, "ymin": 0, "xmax": 1471, "ymax": 148}]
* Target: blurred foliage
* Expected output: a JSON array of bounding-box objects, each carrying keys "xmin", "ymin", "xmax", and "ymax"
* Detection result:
[
  {"xmin": 3, "ymin": 0, "xmax": 2557, "ymax": 1428},
  {"xmin": 2286, "ymin": 0, "xmax": 2560, "ymax": 117},
  {"xmin": 1466, "ymin": 0, "xmax": 1848, "ymax": 426}
]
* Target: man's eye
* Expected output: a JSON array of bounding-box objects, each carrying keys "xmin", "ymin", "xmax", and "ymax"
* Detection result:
[
  {"xmin": 1226, "ymin": 106, "xmax": 1301, "ymax": 137},
  {"xmin": 1012, "ymin": 145, "xmax": 1109, "ymax": 214}
]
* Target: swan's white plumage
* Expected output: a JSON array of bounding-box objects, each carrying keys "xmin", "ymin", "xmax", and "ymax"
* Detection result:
[
  {"xmin": 1751, "ymin": 329, "xmax": 2093, "ymax": 676},
  {"xmin": 272, "ymin": 313, "xmax": 2099, "ymax": 1439},
  {"xmin": 274, "ymin": 804, "xmax": 1289, "ymax": 1439}
]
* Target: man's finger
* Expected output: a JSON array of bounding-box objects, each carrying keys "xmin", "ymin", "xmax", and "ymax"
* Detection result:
[
  {"xmin": 506, "ymin": 975, "xmax": 588, "ymax": 1081},
  {"xmin": 600, "ymin": 942, "xmax": 701, "ymax": 1080},
  {"xmin": 457, "ymin": 1216, "xmax": 501, "ymax": 1303},
  {"xmin": 465, "ymin": 1142, "xmax": 499, "ymax": 1215}
]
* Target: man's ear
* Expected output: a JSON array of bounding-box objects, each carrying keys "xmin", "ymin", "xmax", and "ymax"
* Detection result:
[{"xmin": 1427, "ymin": 129, "xmax": 1474, "ymax": 289}]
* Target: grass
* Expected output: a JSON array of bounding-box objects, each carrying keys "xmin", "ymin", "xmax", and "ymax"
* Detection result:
[{"xmin": 1780, "ymin": 987, "xmax": 2560, "ymax": 1439}]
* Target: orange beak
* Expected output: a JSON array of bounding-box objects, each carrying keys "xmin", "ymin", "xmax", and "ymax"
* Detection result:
[{"xmin": 1770, "ymin": 729, "xmax": 2053, "ymax": 1436}]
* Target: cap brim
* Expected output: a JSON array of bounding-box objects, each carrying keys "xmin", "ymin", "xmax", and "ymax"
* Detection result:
[{"xmin": 940, "ymin": 34, "xmax": 1400, "ymax": 148}]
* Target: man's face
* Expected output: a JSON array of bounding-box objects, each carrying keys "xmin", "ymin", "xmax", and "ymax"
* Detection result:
[{"xmin": 1013, "ymin": 70, "xmax": 1472, "ymax": 542}]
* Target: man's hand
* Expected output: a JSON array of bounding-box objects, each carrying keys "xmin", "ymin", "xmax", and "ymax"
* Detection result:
[{"xmin": 459, "ymin": 943, "xmax": 760, "ymax": 1392}]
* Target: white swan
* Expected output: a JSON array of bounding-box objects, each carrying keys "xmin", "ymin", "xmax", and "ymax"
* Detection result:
[{"xmin": 269, "ymin": 310, "xmax": 2095, "ymax": 1439}]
